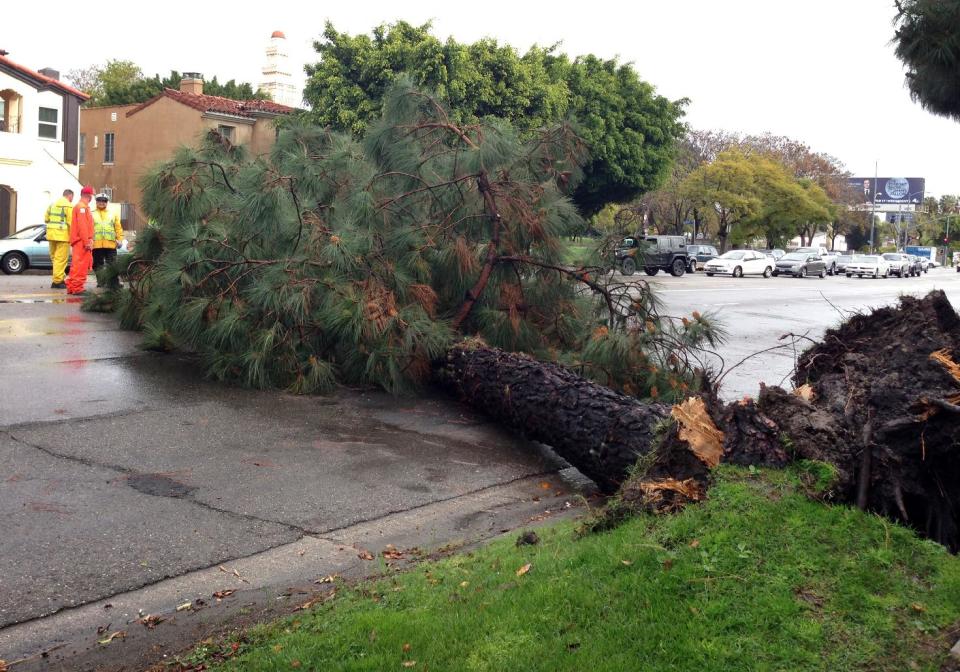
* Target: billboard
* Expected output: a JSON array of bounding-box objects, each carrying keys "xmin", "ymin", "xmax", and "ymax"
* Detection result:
[{"xmin": 847, "ymin": 177, "xmax": 925, "ymax": 205}]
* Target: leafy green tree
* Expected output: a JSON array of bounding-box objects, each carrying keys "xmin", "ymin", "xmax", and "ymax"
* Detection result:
[
  {"xmin": 93, "ymin": 82, "xmax": 720, "ymax": 404},
  {"xmin": 66, "ymin": 59, "xmax": 142, "ymax": 106},
  {"xmin": 68, "ymin": 62, "xmax": 269, "ymax": 106},
  {"xmin": 302, "ymin": 21, "xmax": 685, "ymax": 216},
  {"xmin": 681, "ymin": 149, "xmax": 762, "ymax": 252},
  {"xmin": 893, "ymin": 0, "xmax": 960, "ymax": 121}
]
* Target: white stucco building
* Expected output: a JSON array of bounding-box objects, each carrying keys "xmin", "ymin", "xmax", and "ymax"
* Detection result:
[
  {"xmin": 259, "ymin": 31, "xmax": 301, "ymax": 109},
  {"xmin": 0, "ymin": 51, "xmax": 88, "ymax": 235}
]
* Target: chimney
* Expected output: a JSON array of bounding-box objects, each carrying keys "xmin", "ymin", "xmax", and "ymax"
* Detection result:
[
  {"xmin": 39, "ymin": 67, "xmax": 60, "ymax": 81},
  {"xmin": 180, "ymin": 72, "xmax": 204, "ymax": 95}
]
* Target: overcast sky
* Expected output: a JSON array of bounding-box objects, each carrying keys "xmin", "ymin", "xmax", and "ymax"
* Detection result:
[{"xmin": 7, "ymin": 0, "xmax": 959, "ymax": 198}]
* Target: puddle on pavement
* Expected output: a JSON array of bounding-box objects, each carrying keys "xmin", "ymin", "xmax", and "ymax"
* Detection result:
[
  {"xmin": 0, "ymin": 298, "xmax": 68, "ymax": 304},
  {"xmin": 127, "ymin": 473, "xmax": 196, "ymax": 498}
]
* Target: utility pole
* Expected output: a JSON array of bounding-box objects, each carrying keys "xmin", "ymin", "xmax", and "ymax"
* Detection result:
[{"xmin": 869, "ymin": 162, "xmax": 878, "ymax": 253}]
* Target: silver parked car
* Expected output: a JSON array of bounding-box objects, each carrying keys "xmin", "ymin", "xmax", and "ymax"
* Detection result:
[{"xmin": 0, "ymin": 225, "xmax": 53, "ymax": 274}]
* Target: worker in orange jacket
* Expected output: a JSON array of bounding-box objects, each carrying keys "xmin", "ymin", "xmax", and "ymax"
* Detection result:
[{"xmin": 65, "ymin": 186, "xmax": 95, "ymax": 295}]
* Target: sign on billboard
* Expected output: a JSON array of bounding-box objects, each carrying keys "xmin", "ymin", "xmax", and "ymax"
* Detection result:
[{"xmin": 847, "ymin": 177, "xmax": 925, "ymax": 205}]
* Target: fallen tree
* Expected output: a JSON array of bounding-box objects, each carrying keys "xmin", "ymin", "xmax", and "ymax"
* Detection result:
[
  {"xmin": 440, "ymin": 291, "xmax": 960, "ymax": 550},
  {"xmin": 89, "ymin": 82, "xmax": 960, "ymax": 551}
]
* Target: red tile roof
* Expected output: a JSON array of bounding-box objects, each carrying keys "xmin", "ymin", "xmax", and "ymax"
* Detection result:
[
  {"xmin": 0, "ymin": 53, "xmax": 89, "ymax": 100},
  {"xmin": 126, "ymin": 88, "xmax": 295, "ymax": 118}
]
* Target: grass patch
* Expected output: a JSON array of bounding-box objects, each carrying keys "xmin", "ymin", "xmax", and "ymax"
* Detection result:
[
  {"xmin": 199, "ymin": 467, "xmax": 960, "ymax": 671},
  {"xmin": 561, "ymin": 240, "xmax": 596, "ymax": 267}
]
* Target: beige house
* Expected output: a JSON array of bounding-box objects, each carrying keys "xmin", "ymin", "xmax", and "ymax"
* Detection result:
[{"xmin": 79, "ymin": 74, "xmax": 294, "ymax": 228}]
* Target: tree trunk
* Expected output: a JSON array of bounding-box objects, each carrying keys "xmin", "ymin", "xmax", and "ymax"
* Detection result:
[
  {"xmin": 436, "ymin": 344, "xmax": 675, "ymax": 493},
  {"xmin": 437, "ymin": 291, "xmax": 960, "ymax": 551}
]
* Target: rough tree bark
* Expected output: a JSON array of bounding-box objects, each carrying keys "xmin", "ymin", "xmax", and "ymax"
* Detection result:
[{"xmin": 438, "ymin": 291, "xmax": 960, "ymax": 551}]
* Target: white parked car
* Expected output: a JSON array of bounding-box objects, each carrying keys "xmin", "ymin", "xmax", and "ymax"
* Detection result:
[
  {"xmin": 845, "ymin": 255, "xmax": 891, "ymax": 278},
  {"xmin": 703, "ymin": 250, "xmax": 774, "ymax": 278}
]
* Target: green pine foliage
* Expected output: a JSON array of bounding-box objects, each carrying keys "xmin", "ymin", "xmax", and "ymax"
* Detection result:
[{"xmin": 100, "ymin": 82, "xmax": 721, "ymax": 401}]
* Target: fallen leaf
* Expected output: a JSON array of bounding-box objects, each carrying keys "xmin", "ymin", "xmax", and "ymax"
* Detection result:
[
  {"xmin": 460, "ymin": 581, "xmax": 469, "ymax": 588},
  {"xmin": 671, "ymin": 397, "xmax": 724, "ymax": 467},
  {"xmin": 621, "ymin": 560, "xmax": 633, "ymax": 566},
  {"xmin": 218, "ymin": 564, "xmax": 250, "ymax": 583},
  {"xmin": 516, "ymin": 563, "xmax": 532, "ymax": 577},
  {"xmin": 539, "ymin": 481, "xmax": 552, "ymax": 490},
  {"xmin": 176, "ymin": 602, "xmax": 193, "ymax": 612},
  {"xmin": 382, "ymin": 544, "xmax": 404, "ymax": 560},
  {"xmin": 290, "ymin": 661, "xmax": 302, "ymax": 668},
  {"xmin": 139, "ymin": 614, "xmax": 165, "ymax": 629},
  {"xmin": 314, "ymin": 574, "xmax": 338, "ymax": 584},
  {"xmin": 358, "ymin": 549, "xmax": 375, "ymax": 561},
  {"xmin": 911, "ymin": 602, "xmax": 927, "ymax": 613},
  {"xmin": 402, "ymin": 662, "xmax": 416, "ymax": 668},
  {"xmin": 0, "ymin": 659, "xmax": 7, "ymax": 672},
  {"xmin": 793, "ymin": 384, "xmax": 816, "ymax": 402},
  {"xmin": 98, "ymin": 630, "xmax": 126, "ymax": 645},
  {"xmin": 213, "ymin": 589, "xmax": 236, "ymax": 599},
  {"xmin": 403, "ymin": 643, "xmax": 412, "ymax": 653},
  {"xmin": 689, "ymin": 539, "xmax": 700, "ymax": 548},
  {"xmin": 273, "ymin": 644, "xmax": 283, "ymax": 653},
  {"xmin": 369, "ymin": 629, "xmax": 377, "ymax": 642},
  {"xmin": 662, "ymin": 558, "xmax": 674, "ymax": 571}
]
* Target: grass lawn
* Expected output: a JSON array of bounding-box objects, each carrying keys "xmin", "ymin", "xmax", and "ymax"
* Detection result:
[
  {"xmin": 561, "ymin": 239, "xmax": 597, "ymax": 267},
  {"xmin": 192, "ymin": 466, "xmax": 960, "ymax": 671}
]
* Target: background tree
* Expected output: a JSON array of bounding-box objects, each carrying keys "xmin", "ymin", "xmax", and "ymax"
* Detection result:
[
  {"xmin": 302, "ymin": 21, "xmax": 686, "ymax": 216},
  {"xmin": 893, "ymin": 0, "xmax": 960, "ymax": 121},
  {"xmin": 681, "ymin": 149, "xmax": 762, "ymax": 252},
  {"xmin": 67, "ymin": 62, "xmax": 269, "ymax": 106}
]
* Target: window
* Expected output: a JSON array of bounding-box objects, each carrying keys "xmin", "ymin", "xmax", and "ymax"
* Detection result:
[
  {"xmin": 38, "ymin": 107, "xmax": 58, "ymax": 139},
  {"xmin": 99, "ymin": 187, "xmax": 114, "ymax": 200},
  {"xmin": 217, "ymin": 124, "xmax": 235, "ymax": 142},
  {"xmin": 79, "ymin": 134, "xmax": 86, "ymax": 164},
  {"xmin": 104, "ymin": 132, "xmax": 115, "ymax": 163}
]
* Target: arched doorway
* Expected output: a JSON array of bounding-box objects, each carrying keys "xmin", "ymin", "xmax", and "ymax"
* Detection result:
[{"xmin": 0, "ymin": 185, "xmax": 16, "ymax": 237}]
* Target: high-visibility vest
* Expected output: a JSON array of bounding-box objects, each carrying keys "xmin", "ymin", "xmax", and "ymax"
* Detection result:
[
  {"xmin": 93, "ymin": 210, "xmax": 118, "ymax": 243},
  {"xmin": 46, "ymin": 202, "xmax": 70, "ymax": 232}
]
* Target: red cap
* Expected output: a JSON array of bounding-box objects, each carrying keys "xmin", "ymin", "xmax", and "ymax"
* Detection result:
[{"xmin": 80, "ymin": 186, "xmax": 95, "ymax": 196}]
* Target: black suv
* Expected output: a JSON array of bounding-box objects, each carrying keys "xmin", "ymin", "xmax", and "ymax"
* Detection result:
[{"xmin": 616, "ymin": 235, "xmax": 689, "ymax": 277}]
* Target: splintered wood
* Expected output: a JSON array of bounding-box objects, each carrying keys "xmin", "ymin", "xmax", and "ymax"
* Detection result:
[{"xmin": 671, "ymin": 397, "xmax": 725, "ymax": 467}]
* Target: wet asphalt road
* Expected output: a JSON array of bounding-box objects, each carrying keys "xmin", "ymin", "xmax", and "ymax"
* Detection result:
[
  {"xmin": 641, "ymin": 266, "xmax": 960, "ymax": 399},
  {"xmin": 0, "ymin": 266, "xmax": 958, "ymax": 659},
  {"xmin": 0, "ymin": 274, "xmax": 564, "ymax": 634}
]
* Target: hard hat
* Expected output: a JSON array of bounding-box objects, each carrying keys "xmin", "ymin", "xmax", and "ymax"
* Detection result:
[
  {"xmin": 80, "ymin": 186, "xmax": 95, "ymax": 196},
  {"xmin": 95, "ymin": 193, "xmax": 109, "ymax": 202}
]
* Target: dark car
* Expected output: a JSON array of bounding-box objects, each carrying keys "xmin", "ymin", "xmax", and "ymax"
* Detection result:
[
  {"xmin": 772, "ymin": 252, "xmax": 827, "ymax": 278},
  {"xmin": 904, "ymin": 254, "xmax": 923, "ymax": 276},
  {"xmin": 616, "ymin": 235, "xmax": 688, "ymax": 277},
  {"xmin": 882, "ymin": 253, "xmax": 912, "ymax": 278},
  {"xmin": 685, "ymin": 244, "xmax": 719, "ymax": 272}
]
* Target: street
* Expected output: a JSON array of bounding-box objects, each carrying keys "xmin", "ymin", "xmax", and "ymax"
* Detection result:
[
  {"xmin": 0, "ymin": 273, "xmax": 578, "ymax": 670},
  {"xmin": 0, "ymin": 267, "xmax": 958, "ymax": 669},
  {"xmin": 644, "ymin": 266, "xmax": 960, "ymax": 399}
]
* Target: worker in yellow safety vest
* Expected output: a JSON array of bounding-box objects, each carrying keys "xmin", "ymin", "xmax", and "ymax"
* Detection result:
[
  {"xmin": 44, "ymin": 189, "xmax": 74, "ymax": 288},
  {"xmin": 91, "ymin": 193, "xmax": 124, "ymax": 287}
]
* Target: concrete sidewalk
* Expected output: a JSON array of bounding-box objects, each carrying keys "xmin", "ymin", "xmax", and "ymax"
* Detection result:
[{"xmin": 0, "ymin": 274, "xmax": 587, "ymax": 670}]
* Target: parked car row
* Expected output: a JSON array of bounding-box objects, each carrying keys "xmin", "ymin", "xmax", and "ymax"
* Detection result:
[{"xmin": 612, "ymin": 235, "xmax": 942, "ymax": 281}]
